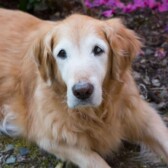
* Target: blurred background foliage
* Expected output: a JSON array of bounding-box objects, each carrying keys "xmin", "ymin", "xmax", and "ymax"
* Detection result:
[
  {"xmin": 19, "ymin": 0, "xmax": 40, "ymax": 11},
  {"xmin": 0, "ymin": 0, "xmax": 85, "ymax": 19},
  {"xmin": 1, "ymin": 0, "xmax": 167, "ymax": 19}
]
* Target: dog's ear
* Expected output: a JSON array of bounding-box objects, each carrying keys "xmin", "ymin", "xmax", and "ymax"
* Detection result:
[
  {"xmin": 104, "ymin": 19, "xmax": 142, "ymax": 81},
  {"xmin": 33, "ymin": 32, "xmax": 57, "ymax": 85}
]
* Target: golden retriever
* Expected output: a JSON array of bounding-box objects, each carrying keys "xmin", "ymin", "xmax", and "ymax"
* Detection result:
[{"xmin": 0, "ymin": 8, "xmax": 168, "ymax": 168}]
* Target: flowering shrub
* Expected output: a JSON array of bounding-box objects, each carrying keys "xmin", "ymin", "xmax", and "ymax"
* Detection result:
[{"xmin": 84, "ymin": 0, "xmax": 168, "ymax": 17}]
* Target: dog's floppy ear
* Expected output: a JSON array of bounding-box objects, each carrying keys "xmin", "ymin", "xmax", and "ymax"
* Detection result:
[
  {"xmin": 33, "ymin": 32, "xmax": 57, "ymax": 85},
  {"xmin": 104, "ymin": 18, "xmax": 141, "ymax": 81}
]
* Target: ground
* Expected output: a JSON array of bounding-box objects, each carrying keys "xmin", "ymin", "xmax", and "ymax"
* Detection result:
[{"xmin": 0, "ymin": 0, "xmax": 168, "ymax": 168}]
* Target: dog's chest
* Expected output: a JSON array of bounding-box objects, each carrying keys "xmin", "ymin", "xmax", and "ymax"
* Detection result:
[
  {"xmin": 58, "ymin": 111, "xmax": 122, "ymax": 156},
  {"xmin": 33, "ymin": 87, "xmax": 123, "ymax": 156}
]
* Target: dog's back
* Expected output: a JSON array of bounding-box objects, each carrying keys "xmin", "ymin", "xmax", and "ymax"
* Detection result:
[
  {"xmin": 0, "ymin": 9, "xmax": 55, "ymax": 101},
  {"xmin": 0, "ymin": 9, "xmax": 36, "ymax": 105},
  {"xmin": 0, "ymin": 9, "xmax": 42, "ymax": 136}
]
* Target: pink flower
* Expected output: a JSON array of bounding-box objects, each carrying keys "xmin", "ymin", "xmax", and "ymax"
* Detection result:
[
  {"xmin": 102, "ymin": 9, "xmax": 114, "ymax": 17},
  {"xmin": 99, "ymin": 0, "xmax": 109, "ymax": 5},
  {"xmin": 84, "ymin": 0, "xmax": 168, "ymax": 15},
  {"xmin": 154, "ymin": 48, "xmax": 167, "ymax": 58},
  {"xmin": 123, "ymin": 3, "xmax": 136, "ymax": 13},
  {"xmin": 133, "ymin": 0, "xmax": 146, "ymax": 8},
  {"xmin": 148, "ymin": 0, "xmax": 158, "ymax": 8},
  {"xmin": 84, "ymin": 0, "xmax": 93, "ymax": 8},
  {"xmin": 158, "ymin": 0, "xmax": 168, "ymax": 12},
  {"xmin": 114, "ymin": 0, "xmax": 124, "ymax": 8}
]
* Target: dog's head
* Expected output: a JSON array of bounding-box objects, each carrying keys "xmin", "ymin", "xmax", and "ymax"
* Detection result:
[{"xmin": 33, "ymin": 15, "xmax": 141, "ymax": 109}]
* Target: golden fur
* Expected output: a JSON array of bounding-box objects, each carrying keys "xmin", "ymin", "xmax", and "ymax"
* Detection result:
[{"xmin": 0, "ymin": 9, "xmax": 168, "ymax": 168}]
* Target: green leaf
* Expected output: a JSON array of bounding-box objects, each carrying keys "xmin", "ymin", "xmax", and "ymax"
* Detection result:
[{"xmin": 19, "ymin": 0, "xmax": 29, "ymax": 11}]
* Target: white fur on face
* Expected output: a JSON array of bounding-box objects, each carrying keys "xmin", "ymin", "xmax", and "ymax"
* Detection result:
[{"xmin": 53, "ymin": 34, "xmax": 108, "ymax": 108}]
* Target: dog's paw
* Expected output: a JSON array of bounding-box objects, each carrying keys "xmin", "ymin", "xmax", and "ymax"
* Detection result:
[{"xmin": 0, "ymin": 105, "xmax": 22, "ymax": 137}]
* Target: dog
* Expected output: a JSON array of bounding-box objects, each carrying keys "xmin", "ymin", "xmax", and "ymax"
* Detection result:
[{"xmin": 0, "ymin": 8, "xmax": 168, "ymax": 168}]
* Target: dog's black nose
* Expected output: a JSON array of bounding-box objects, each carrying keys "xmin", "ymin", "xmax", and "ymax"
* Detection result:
[{"xmin": 72, "ymin": 82, "xmax": 94, "ymax": 100}]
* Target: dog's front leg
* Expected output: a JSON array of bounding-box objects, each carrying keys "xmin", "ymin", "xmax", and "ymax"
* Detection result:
[
  {"xmin": 142, "ymin": 107, "xmax": 168, "ymax": 162},
  {"xmin": 124, "ymin": 100, "xmax": 168, "ymax": 163},
  {"xmin": 38, "ymin": 139, "xmax": 111, "ymax": 168},
  {"xmin": 54, "ymin": 145, "xmax": 111, "ymax": 168}
]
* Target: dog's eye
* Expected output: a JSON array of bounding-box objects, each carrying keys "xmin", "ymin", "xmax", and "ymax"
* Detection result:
[
  {"xmin": 57, "ymin": 49, "xmax": 67, "ymax": 59},
  {"xmin": 93, "ymin": 46, "xmax": 104, "ymax": 56}
]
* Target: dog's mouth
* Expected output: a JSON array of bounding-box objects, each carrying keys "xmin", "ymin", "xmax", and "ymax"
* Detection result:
[{"xmin": 71, "ymin": 98, "xmax": 95, "ymax": 109}]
